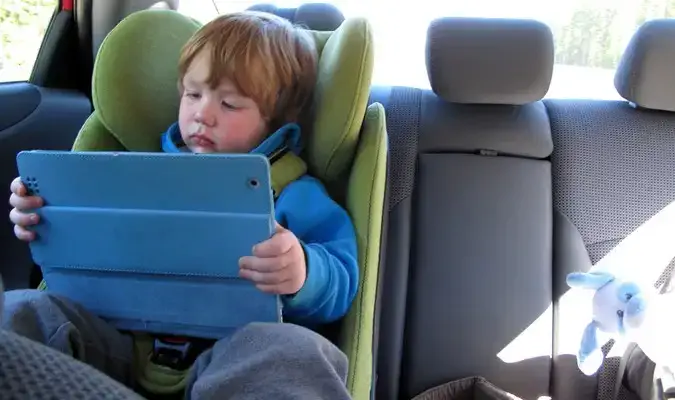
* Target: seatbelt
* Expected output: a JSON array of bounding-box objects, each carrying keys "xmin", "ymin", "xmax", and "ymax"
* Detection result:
[
  {"xmin": 269, "ymin": 147, "xmax": 307, "ymax": 199},
  {"xmin": 606, "ymin": 258, "xmax": 675, "ymax": 400}
]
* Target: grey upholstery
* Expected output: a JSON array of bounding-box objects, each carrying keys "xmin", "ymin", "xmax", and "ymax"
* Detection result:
[
  {"xmin": 546, "ymin": 99, "xmax": 675, "ymax": 400},
  {"xmin": 372, "ymin": 13, "xmax": 675, "ymax": 400},
  {"xmin": 374, "ymin": 16, "xmax": 555, "ymax": 400},
  {"xmin": 547, "ymin": 102, "xmax": 675, "ymax": 400},
  {"xmin": 417, "ymin": 100, "xmax": 553, "ymax": 158},
  {"xmin": 547, "ymin": 18, "xmax": 675, "ymax": 400},
  {"xmin": 426, "ymin": 17, "xmax": 554, "ymax": 105},
  {"xmin": 614, "ymin": 19, "xmax": 675, "ymax": 112},
  {"xmin": 247, "ymin": 3, "xmax": 344, "ymax": 31}
]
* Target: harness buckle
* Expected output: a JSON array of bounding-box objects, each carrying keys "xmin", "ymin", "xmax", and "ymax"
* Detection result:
[{"xmin": 150, "ymin": 336, "xmax": 210, "ymax": 371}]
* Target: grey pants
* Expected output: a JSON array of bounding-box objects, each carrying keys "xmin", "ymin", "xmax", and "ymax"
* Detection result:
[{"xmin": 1, "ymin": 289, "xmax": 352, "ymax": 400}]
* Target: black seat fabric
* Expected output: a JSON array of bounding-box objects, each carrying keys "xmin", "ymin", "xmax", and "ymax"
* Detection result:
[
  {"xmin": 247, "ymin": 3, "xmax": 344, "ymax": 31},
  {"xmin": 547, "ymin": 18, "xmax": 675, "ymax": 400},
  {"xmin": 375, "ymin": 17, "xmax": 556, "ymax": 400}
]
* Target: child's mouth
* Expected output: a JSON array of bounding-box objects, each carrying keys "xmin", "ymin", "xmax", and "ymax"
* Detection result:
[{"xmin": 191, "ymin": 135, "xmax": 214, "ymax": 147}]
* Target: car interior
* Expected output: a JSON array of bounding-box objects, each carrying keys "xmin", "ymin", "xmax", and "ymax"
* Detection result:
[{"xmin": 1, "ymin": 1, "xmax": 674, "ymax": 400}]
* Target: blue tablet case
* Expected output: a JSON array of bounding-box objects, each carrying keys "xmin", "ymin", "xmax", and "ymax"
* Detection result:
[{"xmin": 16, "ymin": 150, "xmax": 281, "ymax": 339}]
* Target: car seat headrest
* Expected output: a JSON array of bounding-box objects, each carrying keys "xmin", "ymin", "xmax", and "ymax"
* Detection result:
[
  {"xmin": 247, "ymin": 3, "xmax": 344, "ymax": 31},
  {"xmin": 91, "ymin": 9, "xmax": 373, "ymax": 183},
  {"xmin": 426, "ymin": 17, "xmax": 554, "ymax": 105},
  {"xmin": 614, "ymin": 19, "xmax": 675, "ymax": 112},
  {"xmin": 92, "ymin": 10, "xmax": 200, "ymax": 151}
]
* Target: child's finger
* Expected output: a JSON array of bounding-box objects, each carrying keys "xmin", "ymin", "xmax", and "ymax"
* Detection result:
[
  {"xmin": 13, "ymin": 225, "xmax": 36, "ymax": 242},
  {"xmin": 239, "ymin": 255, "xmax": 286, "ymax": 273},
  {"xmin": 9, "ymin": 177, "xmax": 25, "ymax": 196},
  {"xmin": 9, "ymin": 208, "xmax": 39, "ymax": 227},
  {"xmin": 252, "ymin": 231, "xmax": 294, "ymax": 258},
  {"xmin": 9, "ymin": 193, "xmax": 43, "ymax": 210},
  {"xmin": 239, "ymin": 268, "xmax": 291, "ymax": 286}
]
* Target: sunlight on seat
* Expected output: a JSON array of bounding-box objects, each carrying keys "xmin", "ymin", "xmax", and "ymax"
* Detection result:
[
  {"xmin": 149, "ymin": 1, "xmax": 171, "ymax": 10},
  {"xmin": 497, "ymin": 200, "xmax": 675, "ymax": 363}
]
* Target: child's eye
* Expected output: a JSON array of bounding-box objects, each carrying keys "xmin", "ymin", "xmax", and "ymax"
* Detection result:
[
  {"xmin": 185, "ymin": 92, "xmax": 200, "ymax": 100},
  {"xmin": 222, "ymin": 101, "xmax": 237, "ymax": 110}
]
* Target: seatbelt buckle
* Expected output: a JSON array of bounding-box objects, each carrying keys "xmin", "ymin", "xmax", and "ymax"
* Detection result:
[
  {"xmin": 659, "ymin": 366, "xmax": 675, "ymax": 399},
  {"xmin": 150, "ymin": 336, "xmax": 200, "ymax": 371}
]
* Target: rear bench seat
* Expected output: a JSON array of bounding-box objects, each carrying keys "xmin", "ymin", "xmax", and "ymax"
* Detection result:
[
  {"xmin": 247, "ymin": 2, "xmax": 344, "ymax": 30},
  {"xmin": 547, "ymin": 18, "xmax": 675, "ymax": 400},
  {"xmin": 375, "ymin": 17, "xmax": 556, "ymax": 399}
]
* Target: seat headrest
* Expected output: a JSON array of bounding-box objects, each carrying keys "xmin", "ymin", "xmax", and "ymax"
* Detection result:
[
  {"xmin": 91, "ymin": 9, "xmax": 372, "ymax": 183},
  {"xmin": 614, "ymin": 19, "xmax": 675, "ymax": 112},
  {"xmin": 247, "ymin": 3, "xmax": 344, "ymax": 31},
  {"xmin": 426, "ymin": 17, "xmax": 554, "ymax": 105}
]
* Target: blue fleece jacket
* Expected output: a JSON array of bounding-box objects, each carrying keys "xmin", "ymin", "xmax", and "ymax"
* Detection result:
[{"xmin": 161, "ymin": 122, "xmax": 359, "ymax": 324}]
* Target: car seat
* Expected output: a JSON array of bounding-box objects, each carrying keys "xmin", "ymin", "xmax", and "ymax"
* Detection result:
[
  {"xmin": 247, "ymin": 2, "xmax": 345, "ymax": 31},
  {"xmin": 58, "ymin": 9, "xmax": 384, "ymax": 400}
]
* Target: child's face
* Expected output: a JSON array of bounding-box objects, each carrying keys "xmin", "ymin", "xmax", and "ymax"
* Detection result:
[{"xmin": 178, "ymin": 50, "xmax": 267, "ymax": 154}]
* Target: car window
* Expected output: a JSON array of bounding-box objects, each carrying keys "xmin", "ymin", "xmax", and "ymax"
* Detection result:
[
  {"xmin": 178, "ymin": 0, "xmax": 675, "ymax": 100},
  {"xmin": 0, "ymin": 0, "xmax": 58, "ymax": 83}
]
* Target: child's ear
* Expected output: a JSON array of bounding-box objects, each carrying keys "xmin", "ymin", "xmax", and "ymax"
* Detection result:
[
  {"xmin": 567, "ymin": 271, "xmax": 615, "ymax": 290},
  {"xmin": 578, "ymin": 320, "xmax": 604, "ymax": 376}
]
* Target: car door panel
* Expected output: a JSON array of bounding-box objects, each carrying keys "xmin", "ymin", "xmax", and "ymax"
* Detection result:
[{"xmin": 0, "ymin": 82, "xmax": 90, "ymax": 289}]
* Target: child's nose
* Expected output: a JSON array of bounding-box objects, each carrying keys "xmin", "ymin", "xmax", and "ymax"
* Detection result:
[{"xmin": 195, "ymin": 102, "xmax": 217, "ymax": 127}]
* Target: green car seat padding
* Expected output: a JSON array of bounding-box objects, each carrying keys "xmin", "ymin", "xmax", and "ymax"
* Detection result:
[{"xmin": 90, "ymin": 10, "xmax": 372, "ymax": 186}]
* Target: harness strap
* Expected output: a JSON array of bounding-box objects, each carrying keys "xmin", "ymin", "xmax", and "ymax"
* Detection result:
[{"xmin": 269, "ymin": 149, "xmax": 307, "ymax": 199}]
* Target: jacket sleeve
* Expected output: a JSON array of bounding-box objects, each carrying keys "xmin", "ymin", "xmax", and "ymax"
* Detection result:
[{"xmin": 276, "ymin": 176, "xmax": 360, "ymax": 324}]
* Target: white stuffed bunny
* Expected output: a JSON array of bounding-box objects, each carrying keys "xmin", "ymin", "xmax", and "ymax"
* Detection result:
[{"xmin": 566, "ymin": 271, "xmax": 652, "ymax": 375}]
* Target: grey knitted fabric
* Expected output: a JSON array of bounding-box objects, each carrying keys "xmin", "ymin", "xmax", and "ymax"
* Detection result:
[
  {"xmin": 547, "ymin": 99, "xmax": 675, "ymax": 400},
  {"xmin": 547, "ymin": 100, "xmax": 675, "ymax": 264},
  {"xmin": 0, "ymin": 277, "xmax": 142, "ymax": 399},
  {"xmin": 385, "ymin": 86, "xmax": 422, "ymax": 210},
  {"xmin": 0, "ymin": 329, "xmax": 143, "ymax": 400}
]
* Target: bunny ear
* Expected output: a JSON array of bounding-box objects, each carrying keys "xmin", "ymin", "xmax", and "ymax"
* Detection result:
[
  {"xmin": 578, "ymin": 320, "xmax": 604, "ymax": 376},
  {"xmin": 567, "ymin": 271, "xmax": 615, "ymax": 290}
]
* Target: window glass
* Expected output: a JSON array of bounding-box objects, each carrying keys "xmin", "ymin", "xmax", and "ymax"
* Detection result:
[
  {"xmin": 178, "ymin": 0, "xmax": 675, "ymax": 99},
  {"xmin": 0, "ymin": 0, "xmax": 58, "ymax": 83}
]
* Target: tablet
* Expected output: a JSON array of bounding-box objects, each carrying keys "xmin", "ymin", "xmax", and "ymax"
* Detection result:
[{"xmin": 16, "ymin": 150, "xmax": 281, "ymax": 339}]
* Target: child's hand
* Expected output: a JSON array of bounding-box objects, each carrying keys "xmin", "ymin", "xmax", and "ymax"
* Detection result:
[
  {"xmin": 8, "ymin": 177, "xmax": 43, "ymax": 242},
  {"xmin": 239, "ymin": 222, "xmax": 307, "ymax": 295}
]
